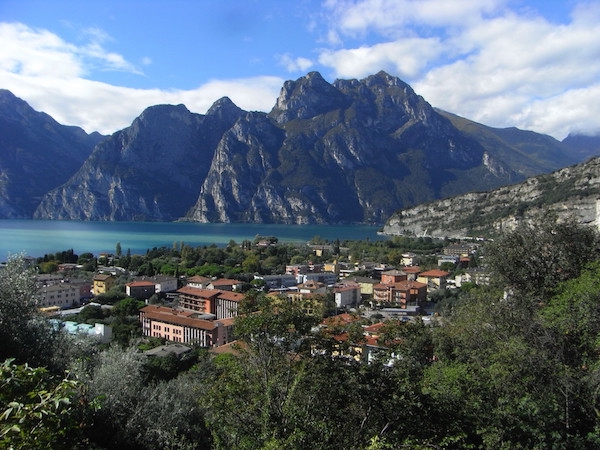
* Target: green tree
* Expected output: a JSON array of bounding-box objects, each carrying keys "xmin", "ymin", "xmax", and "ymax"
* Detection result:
[
  {"xmin": 425, "ymin": 277, "xmax": 600, "ymax": 449},
  {"xmin": 128, "ymin": 370, "xmax": 213, "ymax": 449},
  {"xmin": 538, "ymin": 262, "xmax": 600, "ymax": 441},
  {"xmin": 207, "ymin": 295, "xmax": 322, "ymax": 448},
  {"xmin": 38, "ymin": 261, "xmax": 59, "ymax": 273},
  {"xmin": 81, "ymin": 345, "xmax": 147, "ymax": 448},
  {"xmin": 242, "ymin": 254, "xmax": 261, "ymax": 274},
  {"xmin": 112, "ymin": 297, "xmax": 144, "ymax": 318},
  {"xmin": 0, "ymin": 254, "xmax": 61, "ymax": 367},
  {"xmin": 78, "ymin": 304, "xmax": 105, "ymax": 322},
  {"xmin": 486, "ymin": 213, "xmax": 600, "ymax": 303},
  {"xmin": 0, "ymin": 359, "xmax": 86, "ymax": 449}
]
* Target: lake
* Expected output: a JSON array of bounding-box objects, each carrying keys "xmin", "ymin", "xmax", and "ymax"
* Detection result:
[{"xmin": 0, "ymin": 220, "xmax": 386, "ymax": 258}]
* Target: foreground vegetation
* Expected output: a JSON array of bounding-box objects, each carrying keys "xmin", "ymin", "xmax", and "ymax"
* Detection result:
[{"xmin": 3, "ymin": 215, "xmax": 600, "ymax": 449}]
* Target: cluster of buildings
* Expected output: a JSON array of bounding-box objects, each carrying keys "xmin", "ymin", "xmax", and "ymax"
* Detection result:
[
  {"xmin": 37, "ymin": 273, "xmax": 92, "ymax": 310},
  {"xmin": 138, "ymin": 275, "xmax": 244, "ymax": 348},
  {"xmin": 37, "ymin": 241, "xmax": 485, "ymax": 353},
  {"xmin": 137, "ymin": 262, "xmax": 460, "ymax": 350}
]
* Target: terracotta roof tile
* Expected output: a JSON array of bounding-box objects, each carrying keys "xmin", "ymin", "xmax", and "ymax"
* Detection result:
[
  {"xmin": 419, "ymin": 269, "xmax": 450, "ymax": 277},
  {"xmin": 140, "ymin": 305, "xmax": 222, "ymax": 330}
]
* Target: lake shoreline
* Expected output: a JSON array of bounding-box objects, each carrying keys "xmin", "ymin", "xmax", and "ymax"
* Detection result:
[{"xmin": 0, "ymin": 220, "xmax": 386, "ymax": 258}]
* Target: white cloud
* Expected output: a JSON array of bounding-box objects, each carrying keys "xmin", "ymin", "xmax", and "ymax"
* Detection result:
[
  {"xmin": 324, "ymin": 0, "xmax": 506, "ymax": 36},
  {"xmin": 278, "ymin": 53, "xmax": 314, "ymax": 73},
  {"xmin": 0, "ymin": 71, "xmax": 284, "ymax": 135},
  {"xmin": 0, "ymin": 22, "xmax": 145, "ymax": 79},
  {"xmin": 0, "ymin": 22, "xmax": 283, "ymax": 134},
  {"xmin": 319, "ymin": 37, "xmax": 443, "ymax": 79},
  {"xmin": 319, "ymin": 0, "xmax": 600, "ymax": 139},
  {"xmin": 412, "ymin": 7, "xmax": 600, "ymax": 138},
  {"xmin": 0, "ymin": 23, "xmax": 83, "ymax": 78}
]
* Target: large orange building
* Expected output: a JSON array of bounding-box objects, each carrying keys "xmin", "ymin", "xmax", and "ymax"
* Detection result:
[
  {"xmin": 373, "ymin": 280, "xmax": 427, "ymax": 307},
  {"xmin": 139, "ymin": 305, "xmax": 234, "ymax": 347},
  {"xmin": 176, "ymin": 286, "xmax": 244, "ymax": 319}
]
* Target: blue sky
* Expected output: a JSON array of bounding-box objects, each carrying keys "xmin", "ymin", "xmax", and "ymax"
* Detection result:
[{"xmin": 1, "ymin": 0, "xmax": 599, "ymax": 139}]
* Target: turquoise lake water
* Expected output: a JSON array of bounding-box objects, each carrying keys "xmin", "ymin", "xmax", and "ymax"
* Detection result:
[{"xmin": 0, "ymin": 220, "xmax": 386, "ymax": 258}]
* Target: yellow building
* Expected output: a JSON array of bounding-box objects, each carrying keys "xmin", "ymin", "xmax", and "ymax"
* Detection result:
[{"xmin": 93, "ymin": 274, "xmax": 116, "ymax": 296}]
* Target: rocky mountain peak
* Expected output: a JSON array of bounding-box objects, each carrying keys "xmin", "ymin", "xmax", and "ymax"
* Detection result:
[
  {"xmin": 206, "ymin": 96, "xmax": 244, "ymax": 122},
  {"xmin": 0, "ymin": 90, "xmax": 103, "ymax": 218},
  {"xmin": 364, "ymin": 70, "xmax": 411, "ymax": 89},
  {"xmin": 0, "ymin": 89, "xmax": 69, "ymax": 131},
  {"xmin": 269, "ymin": 71, "xmax": 349, "ymax": 123},
  {"xmin": 136, "ymin": 103, "xmax": 191, "ymax": 125}
]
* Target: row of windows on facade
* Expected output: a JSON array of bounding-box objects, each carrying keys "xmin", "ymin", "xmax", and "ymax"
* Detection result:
[
  {"xmin": 47, "ymin": 292, "xmax": 77, "ymax": 299},
  {"xmin": 152, "ymin": 324, "xmax": 182, "ymax": 335},
  {"xmin": 151, "ymin": 332, "xmax": 183, "ymax": 343}
]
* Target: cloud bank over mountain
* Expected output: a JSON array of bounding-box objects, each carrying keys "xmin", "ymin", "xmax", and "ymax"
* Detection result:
[{"xmin": 0, "ymin": 1, "xmax": 598, "ymax": 139}]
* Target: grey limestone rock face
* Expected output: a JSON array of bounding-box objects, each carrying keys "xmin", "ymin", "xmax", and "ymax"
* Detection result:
[
  {"xmin": 34, "ymin": 101, "xmax": 242, "ymax": 221},
  {"xmin": 382, "ymin": 157, "xmax": 600, "ymax": 238}
]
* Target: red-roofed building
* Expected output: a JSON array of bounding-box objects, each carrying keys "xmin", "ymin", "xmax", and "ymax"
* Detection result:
[
  {"xmin": 380, "ymin": 270, "xmax": 408, "ymax": 285},
  {"xmin": 373, "ymin": 280, "xmax": 427, "ymax": 307},
  {"xmin": 177, "ymin": 285, "xmax": 245, "ymax": 319},
  {"xmin": 186, "ymin": 275, "xmax": 212, "ymax": 289},
  {"xmin": 417, "ymin": 269, "xmax": 450, "ymax": 290},
  {"xmin": 298, "ymin": 280, "xmax": 327, "ymax": 294},
  {"xmin": 126, "ymin": 280, "xmax": 156, "ymax": 300},
  {"xmin": 401, "ymin": 266, "xmax": 421, "ymax": 281},
  {"xmin": 208, "ymin": 278, "xmax": 242, "ymax": 291},
  {"xmin": 176, "ymin": 286, "xmax": 220, "ymax": 314},
  {"xmin": 321, "ymin": 312, "xmax": 361, "ymax": 328},
  {"xmin": 214, "ymin": 291, "xmax": 245, "ymax": 319},
  {"xmin": 363, "ymin": 322, "xmax": 386, "ymax": 336},
  {"xmin": 139, "ymin": 305, "xmax": 234, "ymax": 347},
  {"xmin": 332, "ymin": 282, "xmax": 361, "ymax": 308},
  {"xmin": 459, "ymin": 257, "xmax": 471, "ymax": 268}
]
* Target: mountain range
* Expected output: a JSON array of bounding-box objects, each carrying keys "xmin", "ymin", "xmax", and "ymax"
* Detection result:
[{"xmin": 1, "ymin": 71, "xmax": 599, "ymax": 224}]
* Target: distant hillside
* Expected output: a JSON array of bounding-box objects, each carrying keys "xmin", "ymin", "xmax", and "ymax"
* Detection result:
[
  {"xmin": 1, "ymin": 71, "xmax": 596, "ymax": 223},
  {"xmin": 561, "ymin": 133, "xmax": 600, "ymax": 161},
  {"xmin": 382, "ymin": 156, "xmax": 600, "ymax": 238},
  {"xmin": 437, "ymin": 109, "xmax": 580, "ymax": 175}
]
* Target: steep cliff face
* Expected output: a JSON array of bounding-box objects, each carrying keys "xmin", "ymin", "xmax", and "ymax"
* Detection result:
[
  {"xmin": 34, "ymin": 99, "xmax": 243, "ymax": 220},
  {"xmin": 186, "ymin": 111, "xmax": 286, "ymax": 222},
  {"xmin": 186, "ymin": 71, "xmax": 527, "ymax": 224},
  {"xmin": 0, "ymin": 90, "xmax": 103, "ymax": 218},
  {"xmin": 382, "ymin": 157, "xmax": 600, "ymax": 238}
]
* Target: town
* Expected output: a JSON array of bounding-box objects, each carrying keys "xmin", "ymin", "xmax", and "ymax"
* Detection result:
[{"xmin": 31, "ymin": 234, "xmax": 484, "ymax": 353}]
